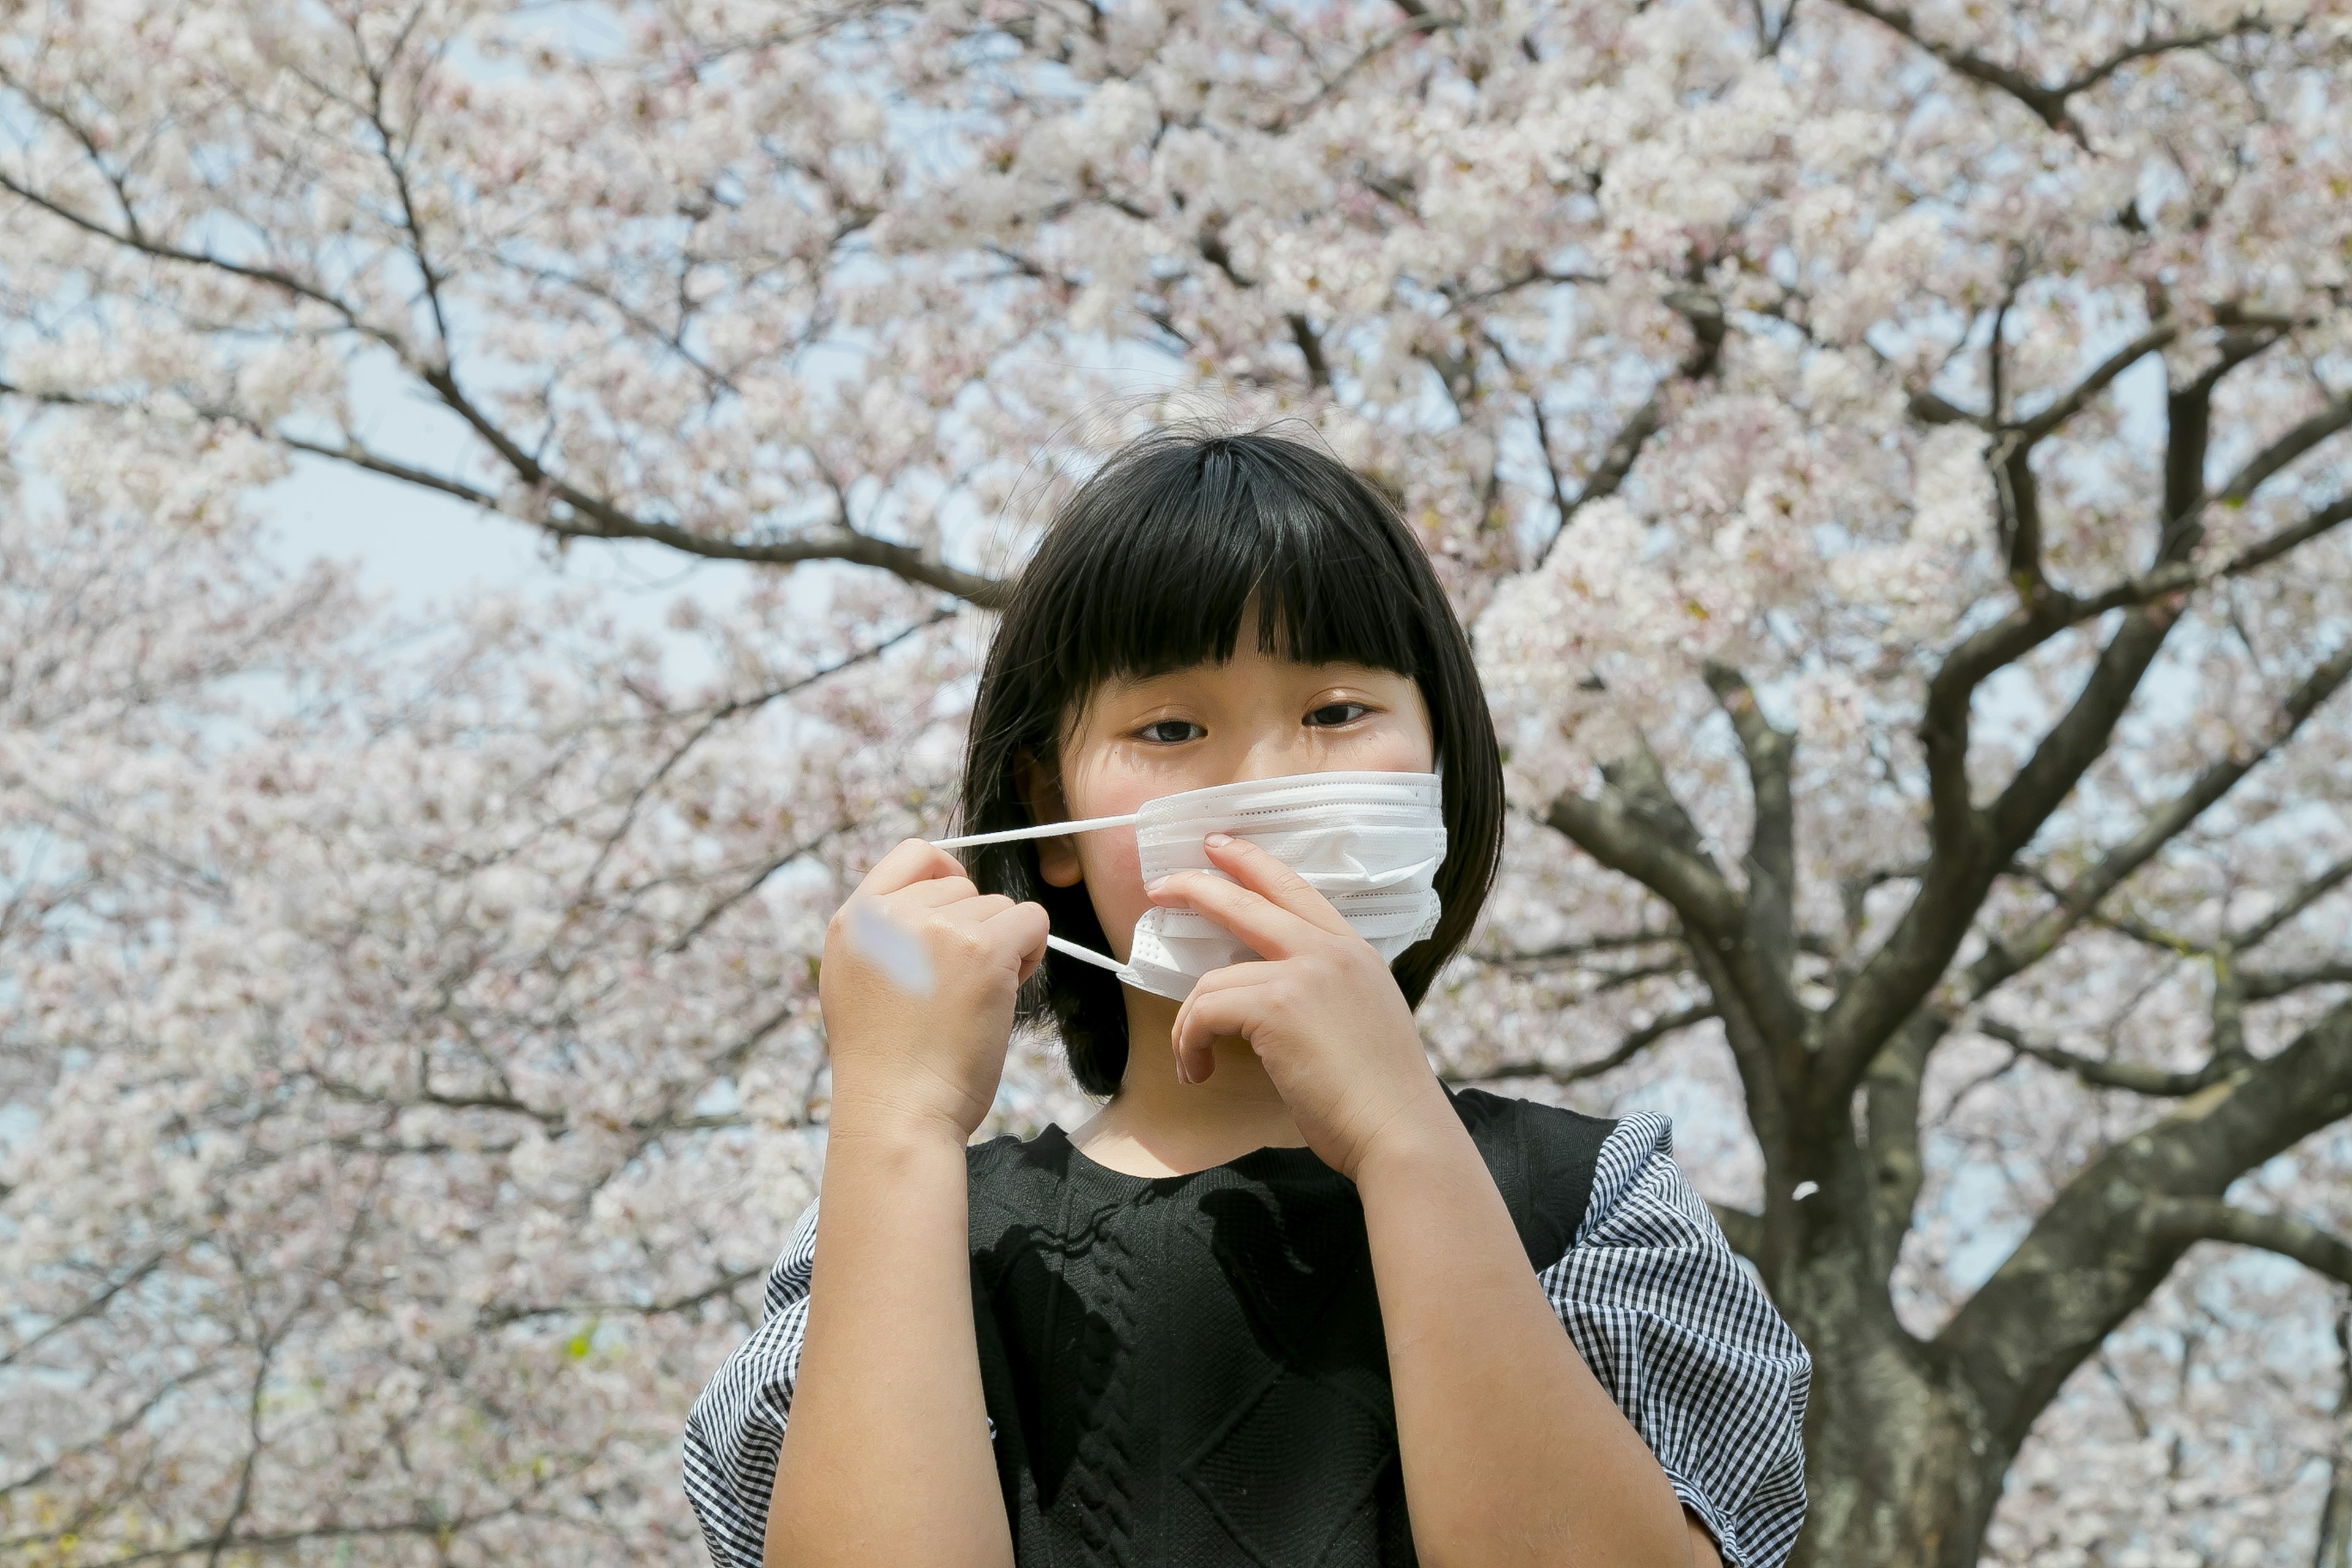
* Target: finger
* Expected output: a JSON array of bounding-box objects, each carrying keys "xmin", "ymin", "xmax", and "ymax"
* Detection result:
[
  {"xmin": 1170, "ymin": 980, "xmax": 1275, "ymax": 1084},
  {"xmin": 1179, "ymin": 959, "xmax": 1287, "ymax": 995},
  {"xmin": 894, "ymin": 874, "xmax": 982, "ymax": 909},
  {"xmin": 1149, "ymin": 868, "xmax": 1328, "ymax": 962},
  {"xmin": 982, "ymin": 900, "xmax": 1052, "ymax": 986},
  {"xmin": 856, "ymin": 838, "xmax": 973, "ymax": 897},
  {"xmin": 940, "ymin": 892, "xmax": 1016, "ymax": 925},
  {"xmin": 1199, "ymin": 834, "xmax": 1353, "ymax": 937},
  {"xmin": 1168, "ymin": 961, "xmax": 1283, "ymax": 1080}
]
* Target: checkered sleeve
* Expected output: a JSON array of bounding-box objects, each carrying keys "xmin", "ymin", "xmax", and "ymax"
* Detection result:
[
  {"xmin": 682, "ymin": 1198, "xmax": 820, "ymax": 1568},
  {"xmin": 1540, "ymin": 1113, "xmax": 1812, "ymax": 1568}
]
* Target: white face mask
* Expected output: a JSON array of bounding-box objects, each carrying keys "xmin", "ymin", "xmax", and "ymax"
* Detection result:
[{"xmin": 931, "ymin": 769, "xmax": 1447, "ymax": 1000}]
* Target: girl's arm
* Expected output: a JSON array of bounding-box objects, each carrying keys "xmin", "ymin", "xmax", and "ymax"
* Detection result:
[
  {"xmin": 764, "ymin": 1117, "xmax": 1009, "ymax": 1568},
  {"xmin": 758, "ymin": 839, "xmax": 1046, "ymax": 1568},
  {"xmin": 1354, "ymin": 1099, "xmax": 1701, "ymax": 1567}
]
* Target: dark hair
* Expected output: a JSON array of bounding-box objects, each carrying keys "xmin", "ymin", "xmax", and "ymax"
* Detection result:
[{"xmin": 956, "ymin": 426, "xmax": 1505, "ymax": 1096}]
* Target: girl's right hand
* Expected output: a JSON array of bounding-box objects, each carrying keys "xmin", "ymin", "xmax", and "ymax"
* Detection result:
[{"xmin": 819, "ymin": 839, "xmax": 1052, "ymax": 1144}]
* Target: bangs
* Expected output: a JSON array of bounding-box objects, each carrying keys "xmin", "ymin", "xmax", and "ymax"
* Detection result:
[{"xmin": 1023, "ymin": 434, "xmax": 1431, "ymax": 743}]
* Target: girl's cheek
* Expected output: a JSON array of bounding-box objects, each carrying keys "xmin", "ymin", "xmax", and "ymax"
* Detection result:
[{"xmin": 1077, "ymin": 831, "xmax": 1152, "ymax": 952}]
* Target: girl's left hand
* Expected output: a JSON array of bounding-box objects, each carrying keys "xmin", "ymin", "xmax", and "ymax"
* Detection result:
[{"xmin": 1150, "ymin": 832, "xmax": 1453, "ymax": 1182}]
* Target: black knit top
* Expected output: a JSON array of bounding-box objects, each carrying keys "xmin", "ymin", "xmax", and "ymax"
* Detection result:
[
  {"xmin": 965, "ymin": 1086, "xmax": 1607, "ymax": 1565},
  {"xmin": 686, "ymin": 1087, "xmax": 1814, "ymax": 1568}
]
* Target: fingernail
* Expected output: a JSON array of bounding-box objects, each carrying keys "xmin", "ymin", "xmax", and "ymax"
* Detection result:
[
  {"xmin": 1145, "ymin": 875, "xmax": 1170, "ymax": 895},
  {"xmin": 1204, "ymin": 832, "xmax": 1233, "ymax": 848}
]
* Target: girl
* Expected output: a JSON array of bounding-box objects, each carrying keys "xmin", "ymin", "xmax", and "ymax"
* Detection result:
[{"xmin": 685, "ymin": 429, "xmax": 1811, "ymax": 1567}]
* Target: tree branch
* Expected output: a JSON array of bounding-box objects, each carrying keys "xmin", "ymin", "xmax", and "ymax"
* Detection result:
[
  {"xmin": 1975, "ymin": 1017, "xmax": 2236, "ymax": 1097},
  {"xmin": 1542, "ymin": 767, "xmax": 1743, "ymax": 943},
  {"xmin": 1940, "ymin": 996, "xmax": 2352, "ymax": 1446},
  {"xmin": 1969, "ymin": 638, "xmax": 2352, "ymax": 998},
  {"xmin": 1468, "ymin": 928, "xmax": 1684, "ymax": 969},
  {"xmin": 1811, "ymin": 342, "xmax": 2340, "ymax": 1105},
  {"xmin": 2237, "ymin": 856, "xmax": 2352, "ymax": 951},
  {"xmin": 2143, "ymin": 1198, "xmax": 2352, "ymax": 1290},
  {"xmin": 0, "ymin": 374, "xmax": 1012, "ymax": 607},
  {"xmin": 1532, "ymin": 290, "xmax": 1724, "ymax": 565},
  {"xmin": 2011, "ymin": 322, "xmax": 2179, "ymax": 447},
  {"xmin": 2239, "ymin": 963, "xmax": 2352, "ymax": 1002},
  {"xmin": 1452, "ymin": 1003, "xmax": 1719, "ymax": 1088},
  {"xmin": 414, "ymin": 367, "xmax": 1010, "ymax": 606},
  {"xmin": 1861, "ymin": 1010, "xmax": 1950, "ymax": 1274},
  {"xmin": 2211, "ymin": 394, "xmax": 2352, "ymax": 507},
  {"xmin": 1701, "ymin": 660, "xmax": 1809, "ymax": 1046},
  {"xmin": 1828, "ymin": 0, "xmax": 2264, "ymax": 137},
  {"xmin": 477, "ymin": 1262, "xmax": 772, "ymax": 1328}
]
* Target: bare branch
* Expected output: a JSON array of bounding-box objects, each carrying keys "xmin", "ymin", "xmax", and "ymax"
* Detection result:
[
  {"xmin": 1451, "ymin": 1003, "xmax": 1719, "ymax": 1088},
  {"xmin": 2239, "ymin": 963, "xmax": 2352, "ymax": 1002},
  {"xmin": 1941, "ymin": 996, "xmax": 2352, "ymax": 1442},
  {"xmin": 477, "ymin": 1262, "xmax": 772, "ymax": 1328},
  {"xmin": 1828, "ymin": 0, "xmax": 2265, "ymax": 136},
  {"xmin": 1815, "ymin": 365, "xmax": 2346, "ymax": 1103},
  {"xmin": 1541, "ymin": 778, "xmax": 1741, "ymax": 943},
  {"xmin": 1468, "ymin": 928, "xmax": 1684, "ymax": 969},
  {"xmin": 1975, "ymin": 1017, "xmax": 2234, "ymax": 1098},
  {"xmin": 1531, "ymin": 290, "xmax": 1725, "ymax": 565},
  {"xmin": 0, "ymin": 381, "xmax": 1014, "ymax": 607},
  {"xmin": 2144, "ymin": 1198, "xmax": 2352, "ymax": 1289},
  {"xmin": 1970, "ymin": 637, "xmax": 2352, "ymax": 997},
  {"xmin": 1701, "ymin": 660, "xmax": 1808, "ymax": 1046},
  {"xmin": 2212, "ymin": 394, "xmax": 2352, "ymax": 507},
  {"xmin": 2011, "ymin": 321, "xmax": 2179, "ymax": 447}
]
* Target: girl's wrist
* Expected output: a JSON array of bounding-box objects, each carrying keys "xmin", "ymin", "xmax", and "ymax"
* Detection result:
[
  {"xmin": 825, "ymin": 1091, "xmax": 978, "ymax": 1153},
  {"xmin": 1343, "ymin": 1082, "xmax": 1466, "ymax": 1186}
]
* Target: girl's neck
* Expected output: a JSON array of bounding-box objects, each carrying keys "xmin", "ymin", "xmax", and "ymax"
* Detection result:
[{"xmin": 1066, "ymin": 993, "xmax": 1306, "ymax": 1178}]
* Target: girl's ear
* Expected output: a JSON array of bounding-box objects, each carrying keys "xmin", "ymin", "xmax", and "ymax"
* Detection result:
[{"xmin": 1013, "ymin": 749, "xmax": 1084, "ymax": 889}]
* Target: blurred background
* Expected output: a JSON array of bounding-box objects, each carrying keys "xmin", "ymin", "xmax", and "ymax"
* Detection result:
[{"xmin": 2, "ymin": 0, "xmax": 2348, "ymax": 1562}]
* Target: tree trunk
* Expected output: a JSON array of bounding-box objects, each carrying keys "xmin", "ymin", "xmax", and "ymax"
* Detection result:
[
  {"xmin": 2317, "ymin": 1303, "xmax": 2352, "ymax": 1568},
  {"xmin": 1782, "ymin": 1214, "xmax": 2009, "ymax": 1568}
]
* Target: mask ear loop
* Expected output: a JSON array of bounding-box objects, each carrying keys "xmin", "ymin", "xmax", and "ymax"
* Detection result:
[
  {"xmin": 930, "ymin": 812, "xmax": 1137, "ymax": 850},
  {"xmin": 1042, "ymin": 933, "xmax": 1129, "ymax": 973}
]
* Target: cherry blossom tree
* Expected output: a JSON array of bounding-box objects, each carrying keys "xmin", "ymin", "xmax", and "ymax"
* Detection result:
[
  {"xmin": 0, "ymin": 456, "xmax": 1002, "ymax": 1559},
  {"xmin": 4, "ymin": 0, "xmax": 2351, "ymax": 1562}
]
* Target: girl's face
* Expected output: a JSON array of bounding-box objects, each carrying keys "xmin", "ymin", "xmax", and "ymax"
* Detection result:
[{"xmin": 1019, "ymin": 638, "xmax": 1434, "ymax": 962}]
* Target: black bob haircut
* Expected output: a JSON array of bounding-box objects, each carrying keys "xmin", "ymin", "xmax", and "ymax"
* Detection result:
[{"xmin": 955, "ymin": 425, "xmax": 1506, "ymax": 1097}]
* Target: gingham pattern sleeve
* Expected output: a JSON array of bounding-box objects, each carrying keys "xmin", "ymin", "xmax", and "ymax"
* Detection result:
[
  {"xmin": 1542, "ymin": 1112, "xmax": 1812, "ymax": 1568},
  {"xmin": 682, "ymin": 1198, "xmax": 820, "ymax": 1568}
]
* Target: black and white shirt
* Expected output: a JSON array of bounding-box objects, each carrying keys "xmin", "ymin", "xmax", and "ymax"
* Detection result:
[{"xmin": 685, "ymin": 1106, "xmax": 1811, "ymax": 1568}]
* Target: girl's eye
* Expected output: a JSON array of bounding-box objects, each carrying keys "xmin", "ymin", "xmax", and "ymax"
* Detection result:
[
  {"xmin": 1306, "ymin": 702, "xmax": 1371, "ymax": 727},
  {"xmin": 1139, "ymin": 718, "xmax": 1204, "ymax": 744}
]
